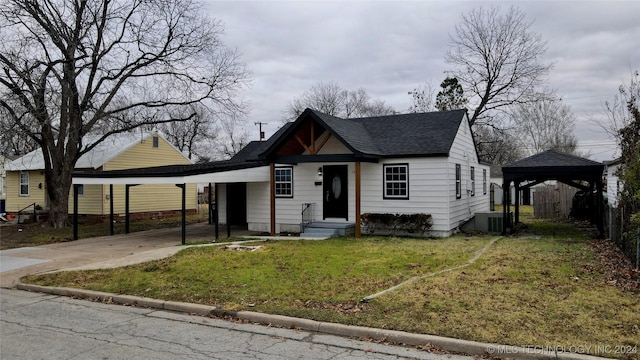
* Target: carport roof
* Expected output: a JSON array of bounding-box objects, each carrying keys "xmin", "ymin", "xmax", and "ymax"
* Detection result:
[{"xmin": 502, "ymin": 149, "xmax": 604, "ymax": 183}]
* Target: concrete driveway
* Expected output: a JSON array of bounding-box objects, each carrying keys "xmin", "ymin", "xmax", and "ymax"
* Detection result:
[{"xmin": 0, "ymin": 223, "xmax": 254, "ymax": 288}]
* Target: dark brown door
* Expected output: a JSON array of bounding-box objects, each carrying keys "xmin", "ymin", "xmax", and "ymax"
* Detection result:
[{"xmin": 323, "ymin": 165, "xmax": 348, "ymax": 220}]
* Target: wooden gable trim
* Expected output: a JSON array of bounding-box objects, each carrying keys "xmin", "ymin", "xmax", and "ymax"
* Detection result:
[
  {"xmin": 294, "ymin": 126, "xmax": 334, "ymax": 155},
  {"xmin": 314, "ymin": 132, "xmax": 332, "ymax": 154},
  {"xmin": 275, "ymin": 115, "xmax": 349, "ymax": 158}
]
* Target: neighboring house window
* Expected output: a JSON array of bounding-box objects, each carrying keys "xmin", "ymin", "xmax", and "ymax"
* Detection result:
[
  {"xmin": 274, "ymin": 167, "xmax": 293, "ymax": 198},
  {"xmin": 152, "ymin": 136, "xmax": 159, "ymax": 148},
  {"xmin": 383, "ymin": 164, "xmax": 409, "ymax": 199},
  {"xmin": 19, "ymin": 172, "xmax": 29, "ymax": 196},
  {"xmin": 76, "ymin": 184, "xmax": 84, "ymax": 197},
  {"xmin": 483, "ymin": 169, "xmax": 487, "ymax": 195},
  {"xmin": 470, "ymin": 166, "xmax": 475, "ymax": 196},
  {"xmin": 455, "ymin": 164, "xmax": 461, "ymax": 199}
]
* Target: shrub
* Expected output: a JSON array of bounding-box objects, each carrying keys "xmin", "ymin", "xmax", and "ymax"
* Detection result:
[{"xmin": 361, "ymin": 213, "xmax": 433, "ymax": 237}]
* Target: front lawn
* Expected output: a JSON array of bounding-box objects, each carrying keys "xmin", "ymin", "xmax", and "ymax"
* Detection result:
[{"xmin": 24, "ymin": 223, "xmax": 639, "ymax": 358}]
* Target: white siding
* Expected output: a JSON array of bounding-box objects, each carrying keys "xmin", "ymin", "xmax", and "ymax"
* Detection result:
[
  {"xmin": 447, "ymin": 117, "xmax": 490, "ymax": 231},
  {"xmin": 247, "ymin": 182, "xmax": 270, "ymax": 232},
  {"xmin": 360, "ymin": 158, "xmax": 451, "ymax": 235},
  {"xmin": 216, "ymin": 184, "xmax": 227, "ymax": 224},
  {"xmin": 606, "ymin": 163, "xmax": 620, "ymax": 207},
  {"xmin": 315, "ymin": 133, "xmax": 351, "ymax": 155}
]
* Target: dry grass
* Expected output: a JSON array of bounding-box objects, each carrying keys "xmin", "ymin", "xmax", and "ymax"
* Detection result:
[{"xmin": 23, "ymin": 219, "xmax": 639, "ymax": 358}]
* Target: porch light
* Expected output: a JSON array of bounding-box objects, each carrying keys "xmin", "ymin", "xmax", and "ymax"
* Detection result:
[{"xmin": 317, "ymin": 167, "xmax": 323, "ymax": 177}]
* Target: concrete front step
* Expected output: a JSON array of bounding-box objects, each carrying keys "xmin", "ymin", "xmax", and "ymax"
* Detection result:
[{"xmin": 301, "ymin": 221, "xmax": 356, "ymax": 237}]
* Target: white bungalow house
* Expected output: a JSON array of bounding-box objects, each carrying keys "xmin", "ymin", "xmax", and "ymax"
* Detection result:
[
  {"xmin": 72, "ymin": 108, "xmax": 490, "ymax": 238},
  {"xmin": 219, "ymin": 108, "xmax": 490, "ymax": 237}
]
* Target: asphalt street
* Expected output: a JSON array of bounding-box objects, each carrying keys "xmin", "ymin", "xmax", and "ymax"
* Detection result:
[{"xmin": 0, "ymin": 288, "xmax": 472, "ymax": 360}]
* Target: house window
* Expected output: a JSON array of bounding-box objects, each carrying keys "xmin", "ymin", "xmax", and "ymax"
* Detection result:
[
  {"xmin": 19, "ymin": 172, "xmax": 29, "ymax": 196},
  {"xmin": 455, "ymin": 164, "xmax": 461, "ymax": 199},
  {"xmin": 384, "ymin": 164, "xmax": 409, "ymax": 199},
  {"xmin": 274, "ymin": 167, "xmax": 293, "ymax": 198},
  {"xmin": 470, "ymin": 166, "xmax": 475, "ymax": 196},
  {"xmin": 75, "ymin": 184, "xmax": 84, "ymax": 197},
  {"xmin": 152, "ymin": 136, "xmax": 159, "ymax": 148},
  {"xmin": 483, "ymin": 169, "xmax": 487, "ymax": 195}
]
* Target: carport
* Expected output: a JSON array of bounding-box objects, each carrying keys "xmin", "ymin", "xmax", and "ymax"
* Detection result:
[
  {"xmin": 71, "ymin": 160, "xmax": 269, "ymax": 244},
  {"xmin": 501, "ymin": 150, "xmax": 605, "ymax": 236}
]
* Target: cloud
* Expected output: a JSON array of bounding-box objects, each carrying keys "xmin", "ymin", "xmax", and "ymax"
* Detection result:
[{"xmin": 205, "ymin": 0, "xmax": 639, "ymax": 159}]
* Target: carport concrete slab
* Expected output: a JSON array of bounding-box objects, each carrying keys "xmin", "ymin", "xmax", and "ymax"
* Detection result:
[
  {"xmin": 0, "ymin": 223, "xmax": 256, "ymax": 288},
  {"xmin": 1, "ymin": 254, "xmax": 51, "ymax": 273}
]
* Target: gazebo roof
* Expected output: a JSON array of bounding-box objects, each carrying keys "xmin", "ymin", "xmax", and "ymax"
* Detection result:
[{"xmin": 502, "ymin": 150, "xmax": 604, "ymax": 183}]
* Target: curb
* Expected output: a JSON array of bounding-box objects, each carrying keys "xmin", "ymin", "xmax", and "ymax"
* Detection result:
[{"xmin": 16, "ymin": 284, "xmax": 607, "ymax": 360}]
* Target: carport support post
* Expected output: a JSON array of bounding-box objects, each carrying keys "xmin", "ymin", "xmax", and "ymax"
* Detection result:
[
  {"xmin": 176, "ymin": 184, "xmax": 186, "ymax": 245},
  {"xmin": 73, "ymin": 184, "xmax": 79, "ymax": 240},
  {"xmin": 355, "ymin": 161, "xmax": 361, "ymax": 238},
  {"xmin": 214, "ymin": 183, "xmax": 219, "ymax": 240},
  {"xmin": 109, "ymin": 184, "xmax": 114, "ymax": 235},
  {"xmin": 208, "ymin": 182, "xmax": 212, "ymax": 225},
  {"xmin": 125, "ymin": 184, "xmax": 132, "ymax": 234},
  {"xmin": 125, "ymin": 185, "xmax": 130, "ymax": 233},
  {"xmin": 596, "ymin": 180, "xmax": 604, "ymax": 238},
  {"xmin": 514, "ymin": 182, "xmax": 520, "ymax": 225},
  {"xmin": 502, "ymin": 180, "xmax": 509, "ymax": 234},
  {"xmin": 226, "ymin": 183, "xmax": 231, "ymax": 238},
  {"xmin": 270, "ymin": 163, "xmax": 276, "ymax": 236}
]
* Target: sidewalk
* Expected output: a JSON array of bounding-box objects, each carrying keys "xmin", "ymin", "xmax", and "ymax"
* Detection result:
[
  {"xmin": 2, "ymin": 226, "xmax": 610, "ymax": 360},
  {"xmin": 0, "ymin": 223, "xmax": 254, "ymax": 288}
]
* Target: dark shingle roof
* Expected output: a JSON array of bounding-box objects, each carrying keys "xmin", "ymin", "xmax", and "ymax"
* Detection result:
[
  {"xmin": 352, "ymin": 109, "xmax": 466, "ymax": 156},
  {"xmin": 504, "ymin": 149, "xmax": 602, "ymax": 168},
  {"xmin": 502, "ymin": 149, "xmax": 604, "ymax": 183},
  {"xmin": 259, "ymin": 108, "xmax": 468, "ymax": 159}
]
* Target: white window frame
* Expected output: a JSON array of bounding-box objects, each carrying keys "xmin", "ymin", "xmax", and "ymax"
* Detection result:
[
  {"xmin": 383, "ymin": 164, "xmax": 409, "ymax": 200},
  {"xmin": 152, "ymin": 136, "xmax": 159, "ymax": 148},
  {"xmin": 274, "ymin": 167, "xmax": 293, "ymax": 198},
  {"xmin": 470, "ymin": 166, "xmax": 475, "ymax": 196},
  {"xmin": 76, "ymin": 184, "xmax": 85, "ymax": 197},
  {"xmin": 455, "ymin": 164, "xmax": 461, "ymax": 199},
  {"xmin": 19, "ymin": 172, "xmax": 29, "ymax": 196},
  {"xmin": 483, "ymin": 169, "xmax": 487, "ymax": 195}
]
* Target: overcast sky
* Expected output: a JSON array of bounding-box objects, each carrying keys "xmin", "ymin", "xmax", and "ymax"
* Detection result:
[{"xmin": 204, "ymin": 0, "xmax": 640, "ymax": 161}]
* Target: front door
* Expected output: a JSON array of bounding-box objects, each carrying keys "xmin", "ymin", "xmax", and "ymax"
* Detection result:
[{"xmin": 323, "ymin": 165, "xmax": 348, "ymax": 220}]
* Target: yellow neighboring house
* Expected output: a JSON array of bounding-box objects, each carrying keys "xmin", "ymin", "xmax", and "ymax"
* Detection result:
[{"xmin": 5, "ymin": 132, "xmax": 197, "ymax": 220}]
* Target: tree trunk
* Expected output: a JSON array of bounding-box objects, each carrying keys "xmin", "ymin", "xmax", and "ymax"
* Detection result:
[{"xmin": 45, "ymin": 155, "xmax": 74, "ymax": 229}]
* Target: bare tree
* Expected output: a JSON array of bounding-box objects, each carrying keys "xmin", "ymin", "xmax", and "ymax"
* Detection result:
[
  {"xmin": 408, "ymin": 81, "xmax": 437, "ymax": 113},
  {"xmin": 361, "ymin": 99, "xmax": 396, "ymax": 117},
  {"xmin": 511, "ymin": 91, "xmax": 578, "ymax": 156},
  {"xmin": 446, "ymin": 6, "xmax": 552, "ymax": 127},
  {"xmin": 0, "ymin": 0, "xmax": 248, "ymax": 227},
  {"xmin": 474, "ymin": 125, "xmax": 524, "ymax": 165},
  {"xmin": 285, "ymin": 82, "xmax": 395, "ymax": 121},
  {"xmin": 601, "ymin": 70, "xmax": 640, "ymax": 144},
  {"xmin": 158, "ymin": 104, "xmax": 219, "ymax": 161},
  {"xmin": 215, "ymin": 113, "xmax": 249, "ymax": 159},
  {"xmin": 0, "ymin": 106, "xmax": 37, "ymax": 157}
]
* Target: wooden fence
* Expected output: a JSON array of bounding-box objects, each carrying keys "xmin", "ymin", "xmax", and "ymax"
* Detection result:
[{"xmin": 533, "ymin": 183, "xmax": 578, "ymax": 220}]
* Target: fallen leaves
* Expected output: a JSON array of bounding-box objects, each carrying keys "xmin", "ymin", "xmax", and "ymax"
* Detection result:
[{"xmin": 590, "ymin": 239, "xmax": 640, "ymax": 293}]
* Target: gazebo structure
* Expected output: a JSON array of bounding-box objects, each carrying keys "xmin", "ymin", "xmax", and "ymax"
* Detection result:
[{"xmin": 501, "ymin": 150, "xmax": 605, "ymax": 236}]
